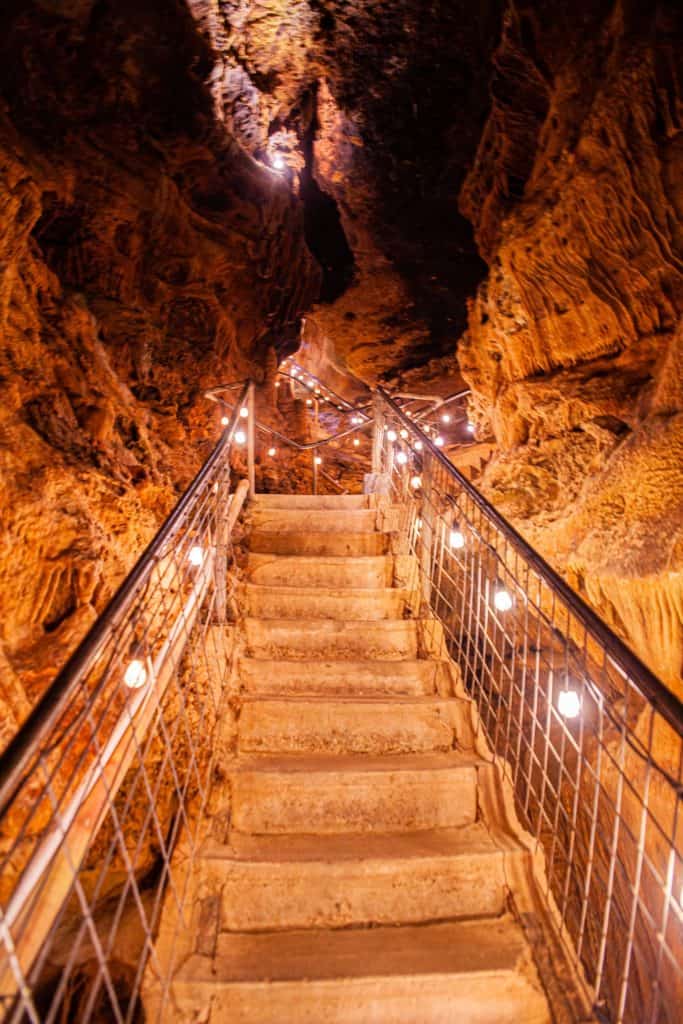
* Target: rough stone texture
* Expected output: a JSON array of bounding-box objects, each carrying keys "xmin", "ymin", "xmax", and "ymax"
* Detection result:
[
  {"xmin": 457, "ymin": 1, "xmax": 683, "ymax": 689},
  {"xmin": 0, "ymin": 0, "xmax": 318, "ymax": 738}
]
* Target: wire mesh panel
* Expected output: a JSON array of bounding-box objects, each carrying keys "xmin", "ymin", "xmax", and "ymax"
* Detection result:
[
  {"xmin": 0, "ymin": 386, "xmax": 249, "ymax": 1024},
  {"xmin": 376, "ymin": 389, "xmax": 683, "ymax": 1024}
]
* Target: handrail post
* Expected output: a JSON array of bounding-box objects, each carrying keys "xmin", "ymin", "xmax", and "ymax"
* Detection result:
[
  {"xmin": 247, "ymin": 380, "xmax": 256, "ymax": 497},
  {"xmin": 420, "ymin": 456, "xmax": 434, "ymax": 613},
  {"xmin": 371, "ymin": 392, "xmax": 385, "ymax": 475},
  {"xmin": 215, "ymin": 463, "xmax": 230, "ymax": 625},
  {"xmin": 312, "ymin": 450, "xmax": 318, "ymax": 494}
]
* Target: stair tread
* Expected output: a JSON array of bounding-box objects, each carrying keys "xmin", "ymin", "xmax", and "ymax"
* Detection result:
[
  {"xmin": 229, "ymin": 751, "xmax": 479, "ymax": 774},
  {"xmin": 203, "ymin": 824, "xmax": 502, "ymax": 864},
  {"xmin": 178, "ymin": 918, "xmax": 535, "ymax": 984}
]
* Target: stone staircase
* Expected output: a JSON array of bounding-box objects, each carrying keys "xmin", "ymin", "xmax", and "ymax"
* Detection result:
[{"xmin": 157, "ymin": 493, "xmax": 554, "ymax": 1022}]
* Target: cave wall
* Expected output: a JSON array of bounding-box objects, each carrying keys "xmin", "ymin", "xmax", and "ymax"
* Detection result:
[
  {"xmin": 0, "ymin": 0, "xmax": 318, "ymax": 746},
  {"xmin": 457, "ymin": 0, "xmax": 683, "ymax": 688}
]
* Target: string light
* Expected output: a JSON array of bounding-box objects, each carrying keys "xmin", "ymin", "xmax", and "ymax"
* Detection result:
[
  {"xmin": 387, "ymin": 429, "xmax": 397, "ymax": 442},
  {"xmin": 400, "ymin": 428, "xmax": 408, "ymax": 439},
  {"xmin": 466, "ymin": 422, "xmax": 475, "ymax": 433},
  {"xmin": 268, "ymin": 447, "xmax": 277, "ymax": 457},
  {"xmin": 239, "ymin": 406, "xmax": 249, "ymax": 418},
  {"xmin": 414, "ymin": 440, "xmax": 423, "ymax": 451},
  {"xmin": 353, "ymin": 438, "xmax": 360, "ymax": 447},
  {"xmin": 396, "ymin": 451, "xmax": 408, "ymax": 465},
  {"xmin": 235, "ymin": 429, "xmax": 246, "ymax": 444},
  {"xmin": 435, "ymin": 436, "xmax": 445, "ymax": 447},
  {"xmin": 558, "ymin": 689, "xmax": 581, "ymax": 719},
  {"xmin": 306, "ymin": 398, "xmax": 313, "ymax": 406},
  {"xmin": 124, "ymin": 659, "xmax": 147, "ymax": 690},
  {"xmin": 494, "ymin": 586, "xmax": 513, "ymax": 612},
  {"xmin": 441, "ymin": 413, "xmax": 451, "ymax": 424},
  {"xmin": 188, "ymin": 545, "xmax": 204, "ymax": 567},
  {"xmin": 314, "ymin": 456, "xmax": 322, "ymax": 465},
  {"xmin": 449, "ymin": 529, "xmax": 465, "ymax": 550},
  {"xmin": 221, "ymin": 416, "xmax": 229, "ymax": 426},
  {"xmin": 410, "ymin": 475, "xmax": 422, "ymax": 489},
  {"xmin": 275, "ymin": 381, "xmax": 280, "ymax": 388},
  {"xmin": 271, "ymin": 152, "xmax": 285, "ymax": 170}
]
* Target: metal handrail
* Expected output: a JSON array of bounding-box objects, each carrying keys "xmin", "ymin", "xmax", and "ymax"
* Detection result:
[
  {"xmin": 378, "ymin": 387, "xmax": 683, "ymax": 738},
  {"xmin": 0, "ymin": 383, "xmax": 251, "ymax": 820}
]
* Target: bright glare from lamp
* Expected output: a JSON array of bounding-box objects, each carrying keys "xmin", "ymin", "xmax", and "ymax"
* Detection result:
[
  {"xmin": 124, "ymin": 659, "xmax": 147, "ymax": 690},
  {"xmin": 221, "ymin": 415, "xmax": 229, "ymax": 426},
  {"xmin": 387, "ymin": 429, "xmax": 397, "ymax": 442},
  {"xmin": 414, "ymin": 440, "xmax": 423, "ymax": 451},
  {"xmin": 410, "ymin": 475, "xmax": 422, "ymax": 489},
  {"xmin": 441, "ymin": 413, "xmax": 451, "ymax": 424},
  {"xmin": 494, "ymin": 587, "xmax": 513, "ymax": 612},
  {"xmin": 268, "ymin": 447, "xmax": 277, "ymax": 457},
  {"xmin": 275, "ymin": 380, "xmax": 280, "ymax": 388},
  {"xmin": 466, "ymin": 422, "xmax": 475, "ymax": 433},
  {"xmin": 306, "ymin": 398, "xmax": 313, "ymax": 406},
  {"xmin": 400, "ymin": 428, "xmax": 408, "ymax": 439},
  {"xmin": 239, "ymin": 406, "xmax": 249, "ymax": 418},
  {"xmin": 449, "ymin": 530, "xmax": 465, "ymax": 550},
  {"xmin": 271, "ymin": 152, "xmax": 285, "ymax": 170},
  {"xmin": 558, "ymin": 689, "xmax": 581, "ymax": 719},
  {"xmin": 188, "ymin": 545, "xmax": 204, "ymax": 567},
  {"xmin": 235, "ymin": 429, "xmax": 247, "ymax": 444},
  {"xmin": 353, "ymin": 438, "xmax": 360, "ymax": 447},
  {"xmin": 396, "ymin": 451, "xmax": 408, "ymax": 465},
  {"xmin": 435, "ymin": 435, "xmax": 445, "ymax": 447},
  {"xmin": 314, "ymin": 456, "xmax": 322, "ymax": 465}
]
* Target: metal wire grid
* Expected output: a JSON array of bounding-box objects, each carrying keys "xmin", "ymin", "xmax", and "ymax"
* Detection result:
[
  {"xmin": 0, "ymin": 389, "xmax": 248, "ymax": 1022},
  {"xmin": 377, "ymin": 397, "xmax": 683, "ymax": 1024}
]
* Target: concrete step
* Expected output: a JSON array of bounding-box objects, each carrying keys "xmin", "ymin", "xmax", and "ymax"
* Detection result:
[
  {"xmin": 173, "ymin": 919, "xmax": 550, "ymax": 1023},
  {"xmin": 203, "ymin": 825, "xmax": 507, "ymax": 931},
  {"xmin": 229, "ymin": 753, "xmax": 478, "ymax": 835},
  {"xmin": 251, "ymin": 507, "xmax": 377, "ymax": 534},
  {"xmin": 238, "ymin": 698, "xmax": 459, "ymax": 756},
  {"xmin": 238, "ymin": 658, "xmax": 449, "ymax": 697},
  {"xmin": 243, "ymin": 618, "xmax": 418, "ymax": 660},
  {"xmin": 246, "ymin": 554, "xmax": 392, "ymax": 588},
  {"xmin": 253, "ymin": 494, "xmax": 368, "ymax": 509},
  {"xmin": 242, "ymin": 584, "xmax": 410, "ymax": 620},
  {"xmin": 249, "ymin": 530, "xmax": 389, "ymax": 557}
]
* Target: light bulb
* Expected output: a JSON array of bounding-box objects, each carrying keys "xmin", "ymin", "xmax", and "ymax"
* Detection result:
[
  {"xmin": 396, "ymin": 451, "xmax": 408, "ymax": 465},
  {"xmin": 306, "ymin": 398, "xmax": 313, "ymax": 406},
  {"xmin": 235, "ymin": 429, "xmax": 246, "ymax": 444},
  {"xmin": 268, "ymin": 447, "xmax": 277, "ymax": 457},
  {"xmin": 124, "ymin": 659, "xmax": 147, "ymax": 690},
  {"xmin": 441, "ymin": 413, "xmax": 451, "ymax": 424},
  {"xmin": 387, "ymin": 430, "xmax": 397, "ymax": 442},
  {"xmin": 414, "ymin": 440, "xmax": 423, "ymax": 451},
  {"xmin": 188, "ymin": 545, "xmax": 203, "ymax": 567},
  {"xmin": 410, "ymin": 475, "xmax": 422, "ymax": 489},
  {"xmin": 353, "ymin": 438, "xmax": 360, "ymax": 447},
  {"xmin": 275, "ymin": 380, "xmax": 280, "ymax": 388},
  {"xmin": 435, "ymin": 436, "xmax": 445, "ymax": 447},
  {"xmin": 271, "ymin": 152, "xmax": 285, "ymax": 170},
  {"xmin": 307, "ymin": 380, "xmax": 314, "ymax": 389},
  {"xmin": 558, "ymin": 689, "xmax": 581, "ymax": 719},
  {"xmin": 314, "ymin": 456, "xmax": 322, "ymax": 465},
  {"xmin": 449, "ymin": 530, "xmax": 465, "ymax": 550},
  {"xmin": 221, "ymin": 415, "xmax": 229, "ymax": 426},
  {"xmin": 494, "ymin": 587, "xmax": 513, "ymax": 612},
  {"xmin": 239, "ymin": 406, "xmax": 248, "ymax": 418},
  {"xmin": 466, "ymin": 422, "xmax": 475, "ymax": 433},
  {"xmin": 400, "ymin": 428, "xmax": 408, "ymax": 439}
]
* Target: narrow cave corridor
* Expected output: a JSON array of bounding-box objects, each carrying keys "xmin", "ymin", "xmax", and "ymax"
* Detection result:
[{"xmin": 0, "ymin": 2, "xmax": 681, "ymax": 1022}]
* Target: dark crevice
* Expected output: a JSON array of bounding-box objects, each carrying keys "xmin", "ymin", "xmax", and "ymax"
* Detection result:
[{"xmin": 299, "ymin": 82, "xmax": 354, "ymax": 304}]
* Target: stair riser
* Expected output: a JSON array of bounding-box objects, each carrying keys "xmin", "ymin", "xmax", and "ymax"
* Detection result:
[
  {"xmin": 215, "ymin": 853, "xmax": 506, "ymax": 931},
  {"xmin": 246, "ymin": 555, "xmax": 392, "ymax": 589},
  {"xmin": 249, "ymin": 531, "xmax": 389, "ymax": 557},
  {"xmin": 252, "ymin": 495, "xmax": 369, "ymax": 510},
  {"xmin": 243, "ymin": 589, "xmax": 408, "ymax": 621},
  {"xmin": 238, "ymin": 701, "xmax": 457, "ymax": 756},
  {"xmin": 172, "ymin": 975, "xmax": 549, "ymax": 1024},
  {"xmin": 230, "ymin": 766, "xmax": 477, "ymax": 834},
  {"xmin": 251, "ymin": 509, "xmax": 377, "ymax": 534},
  {"xmin": 238, "ymin": 660, "xmax": 441, "ymax": 698},
  {"xmin": 244, "ymin": 621, "xmax": 418, "ymax": 660}
]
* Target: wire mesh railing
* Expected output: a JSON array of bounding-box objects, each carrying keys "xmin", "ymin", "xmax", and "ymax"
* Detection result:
[
  {"xmin": 0, "ymin": 383, "xmax": 251, "ymax": 1023},
  {"xmin": 374, "ymin": 387, "xmax": 683, "ymax": 1024}
]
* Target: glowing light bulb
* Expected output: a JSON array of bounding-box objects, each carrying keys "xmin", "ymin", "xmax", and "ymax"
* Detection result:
[
  {"xmin": 271, "ymin": 152, "xmax": 285, "ymax": 170},
  {"xmin": 414, "ymin": 440, "xmax": 423, "ymax": 451},
  {"xmin": 466, "ymin": 422, "xmax": 475, "ymax": 433},
  {"xmin": 449, "ymin": 530, "xmax": 465, "ymax": 550},
  {"xmin": 239, "ymin": 406, "xmax": 249, "ymax": 418},
  {"xmin": 188, "ymin": 545, "xmax": 204, "ymax": 567},
  {"xmin": 494, "ymin": 587, "xmax": 513, "ymax": 612},
  {"xmin": 275, "ymin": 380, "xmax": 280, "ymax": 388},
  {"xmin": 435, "ymin": 436, "xmax": 445, "ymax": 447},
  {"xmin": 235, "ymin": 429, "xmax": 246, "ymax": 444},
  {"xmin": 221, "ymin": 416, "xmax": 229, "ymax": 426},
  {"xmin": 124, "ymin": 659, "xmax": 147, "ymax": 690},
  {"xmin": 410, "ymin": 475, "xmax": 422, "ymax": 489},
  {"xmin": 268, "ymin": 447, "xmax": 277, "ymax": 457},
  {"xmin": 396, "ymin": 451, "xmax": 408, "ymax": 465},
  {"xmin": 441, "ymin": 413, "xmax": 451, "ymax": 424},
  {"xmin": 314, "ymin": 456, "xmax": 322, "ymax": 465},
  {"xmin": 306, "ymin": 398, "xmax": 313, "ymax": 406},
  {"xmin": 353, "ymin": 438, "xmax": 360, "ymax": 447},
  {"xmin": 307, "ymin": 380, "xmax": 314, "ymax": 389},
  {"xmin": 558, "ymin": 689, "xmax": 581, "ymax": 719},
  {"xmin": 387, "ymin": 430, "xmax": 397, "ymax": 442},
  {"xmin": 400, "ymin": 428, "xmax": 408, "ymax": 439}
]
